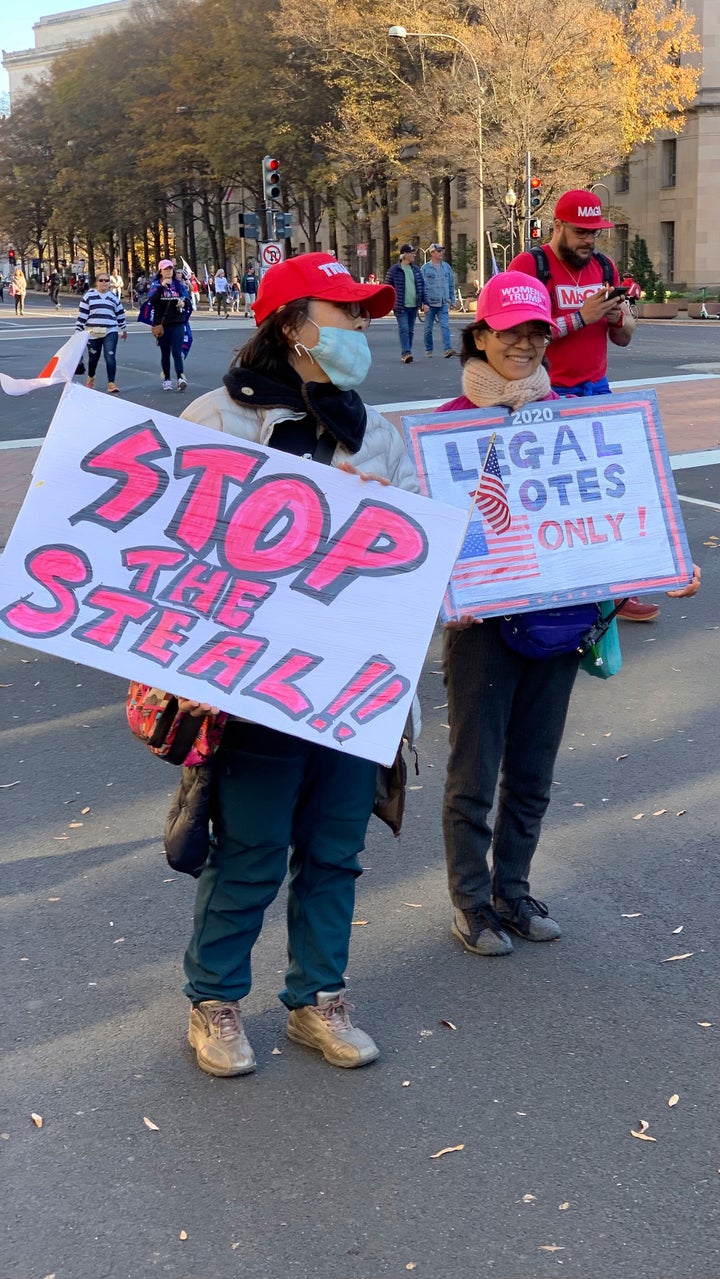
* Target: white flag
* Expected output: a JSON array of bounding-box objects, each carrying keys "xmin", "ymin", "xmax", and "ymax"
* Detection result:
[{"xmin": 0, "ymin": 330, "xmax": 90, "ymax": 396}]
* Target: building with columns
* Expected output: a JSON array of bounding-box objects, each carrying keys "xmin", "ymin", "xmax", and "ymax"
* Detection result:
[{"xmin": 2, "ymin": 1, "xmax": 134, "ymax": 105}]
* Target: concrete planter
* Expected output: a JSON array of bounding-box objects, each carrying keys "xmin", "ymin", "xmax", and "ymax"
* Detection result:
[
  {"xmin": 688, "ymin": 302, "xmax": 720, "ymax": 318},
  {"xmin": 637, "ymin": 302, "xmax": 680, "ymax": 319}
]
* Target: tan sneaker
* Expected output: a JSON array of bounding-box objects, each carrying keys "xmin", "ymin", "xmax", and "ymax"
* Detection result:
[
  {"xmin": 286, "ymin": 991, "xmax": 379, "ymax": 1068},
  {"xmin": 85, "ymin": 377, "xmax": 94, "ymax": 389},
  {"xmin": 106, "ymin": 382, "xmax": 119, "ymax": 394},
  {"xmin": 188, "ymin": 1000, "xmax": 256, "ymax": 1077}
]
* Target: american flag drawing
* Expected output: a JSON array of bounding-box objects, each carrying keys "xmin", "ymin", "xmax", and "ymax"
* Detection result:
[
  {"xmin": 474, "ymin": 441, "xmax": 511, "ymax": 533},
  {"xmin": 445, "ymin": 513, "xmax": 540, "ymax": 616}
]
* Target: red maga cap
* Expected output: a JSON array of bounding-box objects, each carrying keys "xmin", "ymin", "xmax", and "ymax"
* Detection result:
[
  {"xmin": 252, "ymin": 252, "xmax": 395, "ymax": 325},
  {"xmin": 554, "ymin": 189, "xmax": 614, "ymax": 229}
]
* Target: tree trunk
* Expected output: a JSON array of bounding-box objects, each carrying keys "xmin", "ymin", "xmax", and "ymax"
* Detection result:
[
  {"xmin": 151, "ymin": 221, "xmax": 162, "ymax": 266},
  {"xmin": 442, "ymin": 177, "xmax": 453, "ymax": 265},
  {"xmin": 378, "ymin": 178, "xmax": 391, "ymax": 279},
  {"xmin": 327, "ymin": 189, "xmax": 338, "ymax": 258},
  {"xmin": 430, "ymin": 177, "xmax": 441, "ymax": 243},
  {"xmin": 200, "ymin": 193, "xmax": 219, "ymax": 266},
  {"xmin": 213, "ymin": 187, "xmax": 227, "ymax": 272},
  {"xmin": 143, "ymin": 229, "xmax": 150, "ymax": 276},
  {"xmin": 87, "ymin": 237, "xmax": 96, "ymax": 281}
]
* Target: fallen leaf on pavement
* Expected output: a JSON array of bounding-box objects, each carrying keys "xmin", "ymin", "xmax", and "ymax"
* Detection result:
[
  {"xmin": 402, "ymin": 902, "xmax": 423, "ymax": 908},
  {"xmin": 402, "ymin": 1081, "xmax": 410, "ymax": 1087},
  {"xmin": 672, "ymin": 926, "xmax": 683, "ymax": 934},
  {"xmin": 631, "ymin": 1120, "xmax": 656, "ymax": 1141},
  {"xmin": 668, "ymin": 1094, "xmax": 679, "ymax": 1107},
  {"xmin": 179, "ymin": 1230, "xmax": 188, "ymax": 1240},
  {"xmin": 351, "ymin": 919, "xmax": 369, "ymax": 926},
  {"xmin": 676, "ymin": 810, "xmax": 687, "ymax": 816},
  {"xmin": 616, "ymin": 754, "xmax": 628, "ymax": 761},
  {"xmin": 0, "ymin": 781, "xmax": 20, "ymax": 789},
  {"xmin": 522, "ymin": 1194, "xmax": 536, "ymax": 1203},
  {"xmin": 661, "ymin": 952, "xmax": 693, "ymax": 963},
  {"xmin": 653, "ymin": 809, "xmax": 667, "ymax": 816},
  {"xmin": 30, "ymin": 1113, "xmax": 43, "ymax": 1128},
  {"xmin": 632, "ymin": 813, "xmax": 644, "ymax": 820},
  {"xmin": 698, "ymin": 1021, "xmax": 712, "ymax": 1028},
  {"xmin": 430, "ymin": 1144, "xmax": 464, "ymax": 1159},
  {"xmin": 143, "ymin": 1117, "xmax": 160, "ymax": 1131},
  {"xmin": 558, "ymin": 1203, "xmax": 570, "ymax": 1211},
  {"xmin": 439, "ymin": 1019, "xmax": 457, "ymax": 1031},
  {"xmin": 271, "ymin": 1047, "xmax": 282, "ymax": 1055},
  {"xmin": 406, "ymin": 1265, "xmax": 417, "ymax": 1271},
  {"xmin": 81, "ymin": 806, "xmax": 91, "ymax": 814},
  {"xmin": 539, "ymin": 1245, "xmax": 564, "ymax": 1252},
  {"xmin": 621, "ymin": 913, "xmax": 642, "ymax": 918}
]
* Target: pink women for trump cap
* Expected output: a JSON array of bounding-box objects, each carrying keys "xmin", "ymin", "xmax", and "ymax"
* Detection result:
[{"xmin": 475, "ymin": 271, "xmax": 559, "ymax": 331}]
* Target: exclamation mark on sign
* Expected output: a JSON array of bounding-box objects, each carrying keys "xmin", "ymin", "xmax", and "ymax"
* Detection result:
[
  {"xmin": 344, "ymin": 674, "xmax": 412, "ymax": 737},
  {"xmin": 307, "ymin": 656, "xmax": 393, "ymax": 735},
  {"xmin": 638, "ymin": 506, "xmax": 647, "ymax": 536}
]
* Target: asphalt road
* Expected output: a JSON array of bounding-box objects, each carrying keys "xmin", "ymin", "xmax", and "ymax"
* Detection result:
[{"xmin": 1, "ymin": 297, "xmax": 719, "ymax": 1279}]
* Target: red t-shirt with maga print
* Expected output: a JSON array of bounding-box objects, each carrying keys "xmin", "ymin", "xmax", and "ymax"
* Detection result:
[{"xmin": 509, "ymin": 246, "xmax": 620, "ymax": 388}]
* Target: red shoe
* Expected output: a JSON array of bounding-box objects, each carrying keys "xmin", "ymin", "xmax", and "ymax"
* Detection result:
[{"xmin": 615, "ymin": 596, "xmax": 660, "ymax": 623}]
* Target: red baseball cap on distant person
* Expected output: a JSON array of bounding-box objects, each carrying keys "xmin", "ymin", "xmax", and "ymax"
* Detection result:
[
  {"xmin": 475, "ymin": 271, "xmax": 559, "ymax": 331},
  {"xmin": 252, "ymin": 252, "xmax": 395, "ymax": 325},
  {"xmin": 554, "ymin": 189, "xmax": 614, "ymax": 229}
]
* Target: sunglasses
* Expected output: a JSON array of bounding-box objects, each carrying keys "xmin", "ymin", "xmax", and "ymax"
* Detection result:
[{"xmin": 96, "ymin": 276, "xmax": 110, "ymax": 281}]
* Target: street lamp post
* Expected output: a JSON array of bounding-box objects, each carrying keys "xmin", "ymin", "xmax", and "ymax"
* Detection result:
[
  {"xmin": 388, "ymin": 25, "xmax": 485, "ymax": 288},
  {"xmin": 505, "ymin": 186, "xmax": 517, "ymax": 259}
]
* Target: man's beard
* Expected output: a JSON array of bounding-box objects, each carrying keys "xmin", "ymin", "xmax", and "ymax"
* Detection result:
[{"xmin": 557, "ymin": 242, "xmax": 592, "ymax": 271}]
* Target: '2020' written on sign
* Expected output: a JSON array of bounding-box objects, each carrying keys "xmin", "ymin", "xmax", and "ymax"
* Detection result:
[
  {"xmin": 0, "ymin": 386, "xmax": 465, "ymax": 765},
  {"xmin": 401, "ymin": 391, "xmax": 693, "ymax": 620}
]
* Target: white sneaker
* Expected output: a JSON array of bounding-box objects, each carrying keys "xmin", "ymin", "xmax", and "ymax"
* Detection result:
[
  {"xmin": 162, "ymin": 379, "xmax": 172, "ymax": 391},
  {"xmin": 177, "ymin": 375, "xmax": 188, "ymax": 392}
]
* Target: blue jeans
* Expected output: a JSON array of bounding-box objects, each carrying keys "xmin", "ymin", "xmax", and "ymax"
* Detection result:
[
  {"xmin": 424, "ymin": 303, "xmax": 451, "ymax": 353},
  {"xmin": 442, "ymin": 619, "xmax": 580, "ymax": 907},
  {"xmin": 183, "ymin": 721, "xmax": 377, "ymax": 1009},
  {"xmin": 158, "ymin": 324, "xmax": 185, "ymax": 379},
  {"xmin": 87, "ymin": 331, "xmax": 119, "ymax": 382},
  {"xmin": 395, "ymin": 307, "xmax": 417, "ymax": 356}
]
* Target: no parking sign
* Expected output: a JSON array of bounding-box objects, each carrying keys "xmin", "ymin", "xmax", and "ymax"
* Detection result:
[{"xmin": 259, "ymin": 241, "xmax": 284, "ymax": 274}]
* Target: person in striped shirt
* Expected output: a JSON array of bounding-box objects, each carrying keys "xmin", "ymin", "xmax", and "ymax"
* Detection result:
[{"xmin": 75, "ymin": 271, "xmax": 127, "ymax": 394}]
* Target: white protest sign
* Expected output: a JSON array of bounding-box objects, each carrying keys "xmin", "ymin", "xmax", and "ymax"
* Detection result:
[
  {"xmin": 0, "ymin": 385, "xmax": 466, "ymax": 765},
  {"xmin": 402, "ymin": 391, "xmax": 693, "ymax": 620}
]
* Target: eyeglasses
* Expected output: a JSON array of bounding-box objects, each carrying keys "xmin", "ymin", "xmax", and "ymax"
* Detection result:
[
  {"xmin": 338, "ymin": 301, "xmax": 371, "ymax": 322},
  {"xmin": 96, "ymin": 276, "xmax": 110, "ymax": 281},
  {"xmin": 566, "ymin": 225, "xmax": 602, "ymax": 239},
  {"xmin": 492, "ymin": 325, "xmax": 550, "ymax": 348}
]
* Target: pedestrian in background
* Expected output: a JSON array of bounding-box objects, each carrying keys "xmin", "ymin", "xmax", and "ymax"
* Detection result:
[
  {"xmin": 241, "ymin": 263, "xmax": 258, "ymax": 316},
  {"xmin": 439, "ymin": 271, "xmax": 701, "ymax": 960},
  {"xmin": 144, "ymin": 259, "xmax": 192, "ymax": 392},
  {"xmin": 75, "ymin": 269, "xmax": 127, "ymax": 394},
  {"xmin": 10, "ymin": 266, "xmax": 26, "ymax": 316},
  {"xmin": 110, "ymin": 269, "xmax": 124, "ymax": 299},
  {"xmin": 385, "ymin": 245, "xmax": 428, "ymax": 363},
  {"xmin": 47, "ymin": 268, "xmax": 61, "ymax": 309},
  {"xmin": 509, "ymin": 191, "xmax": 651, "ymax": 622},
  {"xmin": 230, "ymin": 275, "xmax": 242, "ymax": 312},
  {"xmin": 421, "ymin": 244, "xmax": 457, "ymax": 358},
  {"xmin": 214, "ymin": 267, "xmax": 230, "ymax": 317},
  {"xmin": 176, "ymin": 251, "xmax": 414, "ymax": 1078}
]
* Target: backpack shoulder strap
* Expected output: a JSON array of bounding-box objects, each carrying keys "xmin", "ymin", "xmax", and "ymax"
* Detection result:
[
  {"xmin": 528, "ymin": 246, "xmax": 551, "ymax": 288},
  {"xmin": 593, "ymin": 251, "xmax": 615, "ymax": 285}
]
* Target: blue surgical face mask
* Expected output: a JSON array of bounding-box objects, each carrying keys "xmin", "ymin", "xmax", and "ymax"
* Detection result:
[{"xmin": 298, "ymin": 323, "xmax": 372, "ymax": 390}]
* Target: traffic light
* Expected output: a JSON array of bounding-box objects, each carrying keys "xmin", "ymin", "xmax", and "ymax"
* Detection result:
[
  {"xmin": 271, "ymin": 210, "xmax": 292, "ymax": 240},
  {"xmin": 530, "ymin": 218, "xmax": 542, "ymax": 240},
  {"xmin": 8, "ymin": 249, "xmax": 15, "ymax": 264},
  {"xmin": 239, "ymin": 211, "xmax": 260, "ymax": 239},
  {"xmin": 263, "ymin": 156, "xmax": 281, "ymax": 206},
  {"xmin": 530, "ymin": 176, "xmax": 542, "ymax": 210}
]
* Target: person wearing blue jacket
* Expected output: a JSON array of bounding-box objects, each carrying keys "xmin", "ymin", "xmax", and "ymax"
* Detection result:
[
  {"xmin": 421, "ymin": 243, "xmax": 457, "ymax": 358},
  {"xmin": 385, "ymin": 245, "xmax": 428, "ymax": 363}
]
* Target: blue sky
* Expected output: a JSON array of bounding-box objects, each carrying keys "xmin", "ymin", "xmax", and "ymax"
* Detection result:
[{"xmin": 1, "ymin": 0, "xmax": 110, "ymax": 97}]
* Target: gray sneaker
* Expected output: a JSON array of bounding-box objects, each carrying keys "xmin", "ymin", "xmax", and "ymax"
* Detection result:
[
  {"xmin": 188, "ymin": 1000, "xmax": 256, "ymax": 1077},
  {"xmin": 494, "ymin": 895, "xmax": 561, "ymax": 942},
  {"xmin": 451, "ymin": 905, "xmax": 513, "ymax": 956},
  {"xmin": 286, "ymin": 990, "xmax": 379, "ymax": 1068}
]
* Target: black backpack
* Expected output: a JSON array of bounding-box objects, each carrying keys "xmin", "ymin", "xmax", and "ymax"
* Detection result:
[{"xmin": 528, "ymin": 246, "xmax": 614, "ymax": 290}]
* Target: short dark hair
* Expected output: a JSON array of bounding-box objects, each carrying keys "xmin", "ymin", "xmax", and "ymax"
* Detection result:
[
  {"xmin": 459, "ymin": 320, "xmax": 490, "ymax": 365},
  {"xmin": 232, "ymin": 297, "xmax": 310, "ymax": 378}
]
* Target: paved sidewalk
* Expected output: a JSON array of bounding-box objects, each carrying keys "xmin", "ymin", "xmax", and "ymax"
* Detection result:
[{"xmin": 0, "ymin": 375, "xmax": 718, "ymax": 549}]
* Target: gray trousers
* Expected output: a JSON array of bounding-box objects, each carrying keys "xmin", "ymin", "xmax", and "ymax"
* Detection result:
[{"xmin": 442, "ymin": 619, "xmax": 580, "ymax": 909}]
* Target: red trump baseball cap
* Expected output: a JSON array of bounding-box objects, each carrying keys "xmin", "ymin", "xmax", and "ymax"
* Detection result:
[
  {"xmin": 554, "ymin": 189, "xmax": 614, "ymax": 229},
  {"xmin": 252, "ymin": 252, "xmax": 395, "ymax": 325}
]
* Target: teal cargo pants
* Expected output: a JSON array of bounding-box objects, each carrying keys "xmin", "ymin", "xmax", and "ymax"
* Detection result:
[{"xmin": 183, "ymin": 721, "xmax": 377, "ymax": 1009}]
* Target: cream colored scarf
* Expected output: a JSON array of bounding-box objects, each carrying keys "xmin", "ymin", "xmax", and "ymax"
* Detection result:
[{"xmin": 461, "ymin": 358, "xmax": 551, "ymax": 411}]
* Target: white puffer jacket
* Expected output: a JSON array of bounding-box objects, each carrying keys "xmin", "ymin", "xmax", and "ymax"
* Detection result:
[{"xmin": 179, "ymin": 385, "xmax": 420, "ymax": 496}]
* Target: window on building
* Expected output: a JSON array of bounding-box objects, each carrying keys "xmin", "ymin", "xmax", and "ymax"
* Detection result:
[
  {"xmin": 615, "ymin": 162, "xmax": 630, "ymax": 194},
  {"xmin": 614, "ymin": 224, "xmax": 629, "ymax": 273},
  {"xmin": 456, "ymin": 173, "xmax": 467, "ymax": 210},
  {"xmin": 661, "ymin": 138, "xmax": 677, "ymax": 188},
  {"xmin": 660, "ymin": 221, "xmax": 675, "ymax": 283},
  {"xmin": 410, "ymin": 181, "xmax": 420, "ymax": 213}
]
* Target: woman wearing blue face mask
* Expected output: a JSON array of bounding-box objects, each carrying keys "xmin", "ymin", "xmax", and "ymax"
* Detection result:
[{"xmin": 177, "ymin": 253, "xmax": 419, "ymax": 1080}]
